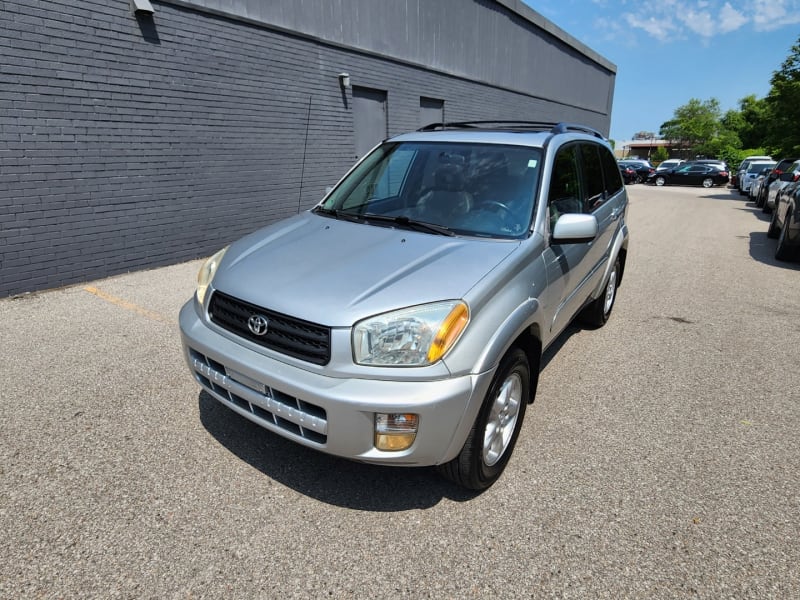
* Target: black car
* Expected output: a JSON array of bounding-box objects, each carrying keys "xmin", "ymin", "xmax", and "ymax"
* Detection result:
[
  {"xmin": 619, "ymin": 164, "xmax": 637, "ymax": 184},
  {"xmin": 618, "ymin": 159, "xmax": 655, "ymax": 183},
  {"xmin": 648, "ymin": 162, "xmax": 730, "ymax": 188},
  {"xmin": 767, "ymin": 177, "xmax": 800, "ymax": 261}
]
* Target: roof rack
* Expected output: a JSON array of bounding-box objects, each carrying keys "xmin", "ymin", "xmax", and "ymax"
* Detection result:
[{"xmin": 417, "ymin": 121, "xmax": 605, "ymax": 139}]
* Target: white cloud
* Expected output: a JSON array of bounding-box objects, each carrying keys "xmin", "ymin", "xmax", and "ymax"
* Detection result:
[
  {"xmin": 676, "ymin": 7, "xmax": 716, "ymax": 37},
  {"xmin": 719, "ymin": 3, "xmax": 748, "ymax": 33},
  {"xmin": 616, "ymin": 0, "xmax": 800, "ymax": 41},
  {"xmin": 624, "ymin": 13, "xmax": 676, "ymax": 41},
  {"xmin": 752, "ymin": 0, "xmax": 800, "ymax": 31}
]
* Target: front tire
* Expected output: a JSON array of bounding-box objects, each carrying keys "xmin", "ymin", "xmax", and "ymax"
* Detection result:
[{"xmin": 437, "ymin": 348, "xmax": 530, "ymax": 491}]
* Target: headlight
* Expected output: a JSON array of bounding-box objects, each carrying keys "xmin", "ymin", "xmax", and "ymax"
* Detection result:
[
  {"xmin": 353, "ymin": 301, "xmax": 469, "ymax": 366},
  {"xmin": 196, "ymin": 246, "xmax": 228, "ymax": 305}
]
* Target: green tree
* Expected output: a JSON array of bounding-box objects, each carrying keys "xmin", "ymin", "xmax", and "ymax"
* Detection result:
[
  {"xmin": 651, "ymin": 146, "xmax": 669, "ymax": 163},
  {"xmin": 736, "ymin": 95, "xmax": 771, "ymax": 149},
  {"xmin": 659, "ymin": 98, "xmax": 722, "ymax": 155},
  {"xmin": 765, "ymin": 35, "xmax": 800, "ymax": 156}
]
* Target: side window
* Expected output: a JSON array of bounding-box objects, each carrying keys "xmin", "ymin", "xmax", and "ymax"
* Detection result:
[
  {"xmin": 599, "ymin": 145, "xmax": 623, "ymax": 197},
  {"xmin": 548, "ymin": 144, "xmax": 582, "ymax": 229},
  {"xmin": 579, "ymin": 143, "xmax": 605, "ymax": 212}
]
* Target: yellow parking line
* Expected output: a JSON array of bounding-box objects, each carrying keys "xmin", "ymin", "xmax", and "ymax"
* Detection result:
[{"xmin": 83, "ymin": 286, "xmax": 172, "ymax": 324}]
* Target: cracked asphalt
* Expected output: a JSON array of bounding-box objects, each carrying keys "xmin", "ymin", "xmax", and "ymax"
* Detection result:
[{"xmin": 1, "ymin": 184, "xmax": 799, "ymax": 598}]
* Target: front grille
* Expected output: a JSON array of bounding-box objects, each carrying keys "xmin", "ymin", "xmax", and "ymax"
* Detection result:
[
  {"xmin": 209, "ymin": 291, "xmax": 331, "ymax": 365},
  {"xmin": 189, "ymin": 348, "xmax": 328, "ymax": 444}
]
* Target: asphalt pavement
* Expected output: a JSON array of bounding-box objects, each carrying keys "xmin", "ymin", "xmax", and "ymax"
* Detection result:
[{"xmin": 1, "ymin": 184, "xmax": 799, "ymax": 598}]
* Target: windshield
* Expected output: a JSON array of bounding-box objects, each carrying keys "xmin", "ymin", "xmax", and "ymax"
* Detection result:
[{"xmin": 318, "ymin": 141, "xmax": 542, "ymax": 239}]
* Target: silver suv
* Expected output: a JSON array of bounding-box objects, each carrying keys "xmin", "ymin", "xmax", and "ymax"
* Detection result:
[{"xmin": 179, "ymin": 122, "xmax": 629, "ymax": 490}]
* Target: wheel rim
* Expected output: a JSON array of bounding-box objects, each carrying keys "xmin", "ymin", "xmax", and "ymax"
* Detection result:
[
  {"xmin": 482, "ymin": 372, "xmax": 522, "ymax": 466},
  {"xmin": 603, "ymin": 267, "xmax": 617, "ymax": 315},
  {"xmin": 703, "ymin": 178, "xmax": 713, "ymax": 188},
  {"xmin": 656, "ymin": 177, "xmax": 665, "ymax": 186}
]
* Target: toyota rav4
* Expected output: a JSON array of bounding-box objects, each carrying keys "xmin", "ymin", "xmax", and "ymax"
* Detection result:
[{"xmin": 179, "ymin": 121, "xmax": 629, "ymax": 490}]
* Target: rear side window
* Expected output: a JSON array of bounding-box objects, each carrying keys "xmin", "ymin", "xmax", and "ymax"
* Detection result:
[{"xmin": 599, "ymin": 144, "xmax": 623, "ymax": 197}]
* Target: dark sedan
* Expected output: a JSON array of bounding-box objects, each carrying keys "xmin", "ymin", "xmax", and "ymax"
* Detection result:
[
  {"xmin": 648, "ymin": 163, "xmax": 730, "ymax": 188},
  {"xmin": 618, "ymin": 159, "xmax": 655, "ymax": 183},
  {"xmin": 767, "ymin": 178, "xmax": 800, "ymax": 261},
  {"xmin": 619, "ymin": 164, "xmax": 637, "ymax": 184}
]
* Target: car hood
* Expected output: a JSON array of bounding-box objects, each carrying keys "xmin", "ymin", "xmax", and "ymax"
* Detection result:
[{"xmin": 211, "ymin": 212, "xmax": 520, "ymax": 326}]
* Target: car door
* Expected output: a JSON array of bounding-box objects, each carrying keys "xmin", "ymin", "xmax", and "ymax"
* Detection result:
[
  {"xmin": 543, "ymin": 141, "xmax": 619, "ymax": 336},
  {"xmin": 674, "ymin": 164, "xmax": 704, "ymax": 185}
]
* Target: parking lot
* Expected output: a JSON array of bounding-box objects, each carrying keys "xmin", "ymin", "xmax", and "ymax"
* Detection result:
[{"xmin": 2, "ymin": 184, "xmax": 799, "ymax": 598}]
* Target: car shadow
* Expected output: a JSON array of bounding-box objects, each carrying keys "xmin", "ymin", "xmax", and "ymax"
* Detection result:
[
  {"xmin": 749, "ymin": 231, "xmax": 800, "ymax": 269},
  {"xmin": 198, "ymin": 390, "xmax": 479, "ymax": 509}
]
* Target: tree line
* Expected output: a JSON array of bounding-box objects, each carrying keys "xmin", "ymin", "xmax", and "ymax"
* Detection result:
[{"xmin": 656, "ymin": 35, "xmax": 800, "ymax": 166}]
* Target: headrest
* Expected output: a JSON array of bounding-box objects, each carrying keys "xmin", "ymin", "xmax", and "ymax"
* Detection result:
[{"xmin": 434, "ymin": 164, "xmax": 465, "ymax": 192}]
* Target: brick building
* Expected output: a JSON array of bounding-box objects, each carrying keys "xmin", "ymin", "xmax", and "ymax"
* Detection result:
[{"xmin": 0, "ymin": 0, "xmax": 616, "ymax": 297}]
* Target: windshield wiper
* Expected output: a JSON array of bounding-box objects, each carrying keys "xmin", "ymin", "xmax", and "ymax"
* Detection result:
[
  {"xmin": 312, "ymin": 206, "xmax": 363, "ymax": 223},
  {"xmin": 361, "ymin": 213, "xmax": 456, "ymax": 236}
]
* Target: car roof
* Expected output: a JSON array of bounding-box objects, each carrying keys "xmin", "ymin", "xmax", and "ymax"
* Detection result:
[{"xmin": 388, "ymin": 121, "xmax": 609, "ymax": 148}]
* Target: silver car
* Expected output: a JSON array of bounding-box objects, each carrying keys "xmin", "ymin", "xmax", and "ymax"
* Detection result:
[{"xmin": 179, "ymin": 122, "xmax": 630, "ymax": 490}]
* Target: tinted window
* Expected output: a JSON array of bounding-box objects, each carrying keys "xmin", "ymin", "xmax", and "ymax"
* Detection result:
[
  {"xmin": 548, "ymin": 144, "xmax": 582, "ymax": 227},
  {"xmin": 599, "ymin": 145, "xmax": 623, "ymax": 197},
  {"xmin": 579, "ymin": 143, "xmax": 605, "ymax": 211}
]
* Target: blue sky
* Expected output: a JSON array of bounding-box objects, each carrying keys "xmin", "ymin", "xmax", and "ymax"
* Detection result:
[{"xmin": 523, "ymin": 0, "xmax": 800, "ymax": 142}]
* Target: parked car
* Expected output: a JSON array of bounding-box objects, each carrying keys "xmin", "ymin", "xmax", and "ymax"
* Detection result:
[
  {"xmin": 694, "ymin": 159, "xmax": 728, "ymax": 168},
  {"xmin": 749, "ymin": 166, "xmax": 773, "ymax": 201},
  {"xmin": 740, "ymin": 161, "xmax": 776, "ymax": 195},
  {"xmin": 648, "ymin": 162, "xmax": 730, "ymax": 187},
  {"xmin": 179, "ymin": 121, "xmax": 629, "ymax": 490},
  {"xmin": 656, "ymin": 159, "xmax": 684, "ymax": 172},
  {"xmin": 618, "ymin": 159, "xmax": 655, "ymax": 183},
  {"xmin": 619, "ymin": 164, "xmax": 637, "ymax": 184},
  {"xmin": 767, "ymin": 177, "xmax": 800, "ymax": 261},
  {"xmin": 735, "ymin": 155, "xmax": 773, "ymax": 190},
  {"xmin": 755, "ymin": 157, "xmax": 798, "ymax": 208},
  {"xmin": 763, "ymin": 159, "xmax": 800, "ymax": 213}
]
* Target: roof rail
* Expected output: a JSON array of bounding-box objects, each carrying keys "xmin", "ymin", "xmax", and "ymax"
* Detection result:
[
  {"xmin": 416, "ymin": 121, "xmax": 606, "ymax": 139},
  {"xmin": 417, "ymin": 121, "xmax": 559, "ymax": 132},
  {"xmin": 549, "ymin": 122, "xmax": 605, "ymax": 139}
]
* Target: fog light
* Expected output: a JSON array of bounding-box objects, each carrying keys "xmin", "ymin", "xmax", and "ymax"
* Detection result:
[{"xmin": 374, "ymin": 413, "xmax": 418, "ymax": 451}]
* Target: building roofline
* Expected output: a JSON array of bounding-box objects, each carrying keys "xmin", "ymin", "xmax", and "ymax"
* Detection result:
[{"xmin": 495, "ymin": 0, "xmax": 616, "ymax": 73}]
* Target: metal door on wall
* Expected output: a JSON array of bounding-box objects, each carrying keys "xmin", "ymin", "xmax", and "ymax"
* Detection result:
[
  {"xmin": 419, "ymin": 97, "xmax": 444, "ymax": 128},
  {"xmin": 352, "ymin": 87, "xmax": 387, "ymax": 159}
]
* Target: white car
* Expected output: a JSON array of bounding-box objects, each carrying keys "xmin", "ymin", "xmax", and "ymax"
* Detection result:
[
  {"xmin": 736, "ymin": 155, "xmax": 772, "ymax": 190},
  {"xmin": 656, "ymin": 159, "xmax": 684, "ymax": 172},
  {"xmin": 741, "ymin": 161, "xmax": 775, "ymax": 195}
]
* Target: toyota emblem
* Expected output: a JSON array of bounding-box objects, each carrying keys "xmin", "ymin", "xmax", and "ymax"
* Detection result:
[{"xmin": 247, "ymin": 314, "xmax": 269, "ymax": 336}]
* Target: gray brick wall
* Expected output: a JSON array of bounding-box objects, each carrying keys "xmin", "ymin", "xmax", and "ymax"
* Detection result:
[{"xmin": 0, "ymin": 0, "xmax": 611, "ymax": 297}]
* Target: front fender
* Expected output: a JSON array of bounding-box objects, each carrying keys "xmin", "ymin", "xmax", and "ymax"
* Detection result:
[{"xmin": 472, "ymin": 297, "xmax": 542, "ymax": 375}]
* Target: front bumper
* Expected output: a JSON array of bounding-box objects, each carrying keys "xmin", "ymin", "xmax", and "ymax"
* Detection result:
[{"xmin": 179, "ymin": 300, "xmax": 494, "ymax": 466}]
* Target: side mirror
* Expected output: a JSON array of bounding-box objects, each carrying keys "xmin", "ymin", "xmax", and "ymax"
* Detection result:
[{"xmin": 552, "ymin": 213, "xmax": 598, "ymax": 244}]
